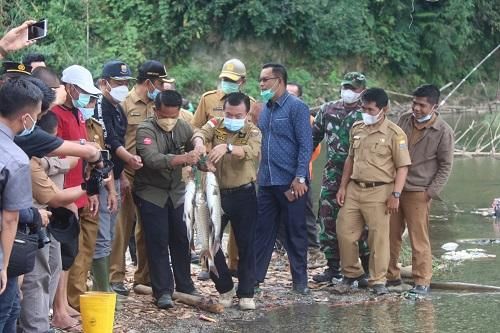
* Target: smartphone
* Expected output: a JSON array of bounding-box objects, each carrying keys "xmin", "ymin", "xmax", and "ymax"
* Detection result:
[
  {"xmin": 100, "ymin": 150, "xmax": 110, "ymax": 161},
  {"xmin": 28, "ymin": 19, "xmax": 47, "ymax": 41},
  {"xmin": 284, "ymin": 189, "xmax": 296, "ymax": 202}
]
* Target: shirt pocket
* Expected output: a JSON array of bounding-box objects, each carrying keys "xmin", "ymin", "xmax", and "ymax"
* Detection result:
[
  {"xmin": 272, "ymin": 117, "xmax": 290, "ymax": 136},
  {"xmin": 369, "ymin": 142, "xmax": 390, "ymax": 164}
]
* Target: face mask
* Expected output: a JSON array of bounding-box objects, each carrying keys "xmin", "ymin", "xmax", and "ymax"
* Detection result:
[
  {"xmin": 221, "ymin": 81, "xmax": 240, "ymax": 94},
  {"xmin": 108, "ymin": 83, "xmax": 129, "ymax": 103},
  {"xmin": 157, "ymin": 117, "xmax": 178, "ymax": 132},
  {"xmin": 413, "ymin": 107, "xmax": 435, "ymax": 123},
  {"xmin": 147, "ymin": 80, "xmax": 161, "ymax": 101},
  {"xmin": 79, "ymin": 107, "xmax": 95, "ymax": 121},
  {"xmin": 362, "ymin": 109, "xmax": 383, "ymax": 125},
  {"xmin": 341, "ymin": 89, "xmax": 362, "ymax": 104},
  {"xmin": 224, "ymin": 117, "xmax": 245, "ymax": 132},
  {"xmin": 260, "ymin": 79, "xmax": 279, "ymax": 102},
  {"xmin": 17, "ymin": 114, "xmax": 36, "ymax": 137}
]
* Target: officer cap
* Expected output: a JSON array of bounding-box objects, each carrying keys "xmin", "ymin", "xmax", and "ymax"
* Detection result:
[
  {"xmin": 341, "ymin": 72, "xmax": 367, "ymax": 89},
  {"xmin": 102, "ymin": 60, "xmax": 134, "ymax": 80},
  {"xmin": 138, "ymin": 60, "xmax": 174, "ymax": 83},
  {"xmin": 2, "ymin": 61, "xmax": 32, "ymax": 76},
  {"xmin": 219, "ymin": 58, "xmax": 246, "ymax": 81}
]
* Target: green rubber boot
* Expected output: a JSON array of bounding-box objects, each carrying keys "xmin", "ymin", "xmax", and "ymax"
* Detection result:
[{"xmin": 91, "ymin": 256, "xmax": 113, "ymax": 292}]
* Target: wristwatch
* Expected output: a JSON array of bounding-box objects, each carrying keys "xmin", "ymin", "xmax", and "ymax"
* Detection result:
[
  {"xmin": 79, "ymin": 138, "xmax": 86, "ymax": 145},
  {"xmin": 297, "ymin": 177, "xmax": 306, "ymax": 184},
  {"xmin": 226, "ymin": 143, "xmax": 233, "ymax": 154},
  {"xmin": 391, "ymin": 191, "xmax": 401, "ymax": 198}
]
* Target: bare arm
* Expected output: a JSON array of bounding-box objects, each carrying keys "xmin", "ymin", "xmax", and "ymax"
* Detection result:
[
  {"xmin": 48, "ymin": 141, "xmax": 100, "ymax": 163},
  {"xmin": 1, "ymin": 210, "xmax": 19, "ymax": 273}
]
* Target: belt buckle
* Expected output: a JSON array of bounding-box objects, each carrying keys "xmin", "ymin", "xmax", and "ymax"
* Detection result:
[{"xmin": 359, "ymin": 182, "xmax": 366, "ymax": 188}]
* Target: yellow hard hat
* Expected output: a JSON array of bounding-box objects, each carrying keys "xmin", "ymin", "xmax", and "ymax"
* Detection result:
[{"xmin": 219, "ymin": 59, "xmax": 246, "ymax": 81}]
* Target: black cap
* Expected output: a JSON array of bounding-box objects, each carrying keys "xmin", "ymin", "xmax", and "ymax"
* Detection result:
[
  {"xmin": 2, "ymin": 61, "xmax": 32, "ymax": 76},
  {"xmin": 138, "ymin": 60, "xmax": 174, "ymax": 82},
  {"xmin": 47, "ymin": 207, "xmax": 79, "ymax": 244},
  {"xmin": 101, "ymin": 60, "xmax": 134, "ymax": 80}
]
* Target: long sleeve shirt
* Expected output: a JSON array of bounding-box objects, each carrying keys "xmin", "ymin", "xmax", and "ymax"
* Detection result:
[{"xmin": 257, "ymin": 92, "xmax": 312, "ymax": 186}]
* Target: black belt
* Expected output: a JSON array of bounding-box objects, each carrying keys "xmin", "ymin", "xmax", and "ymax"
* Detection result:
[
  {"xmin": 220, "ymin": 182, "xmax": 254, "ymax": 194},
  {"xmin": 352, "ymin": 180, "xmax": 389, "ymax": 188}
]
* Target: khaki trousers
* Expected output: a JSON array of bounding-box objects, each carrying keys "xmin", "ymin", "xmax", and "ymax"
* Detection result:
[
  {"xmin": 337, "ymin": 182, "xmax": 392, "ymax": 285},
  {"xmin": 388, "ymin": 191, "xmax": 432, "ymax": 285},
  {"xmin": 67, "ymin": 207, "xmax": 99, "ymax": 309},
  {"xmin": 109, "ymin": 172, "xmax": 150, "ymax": 285}
]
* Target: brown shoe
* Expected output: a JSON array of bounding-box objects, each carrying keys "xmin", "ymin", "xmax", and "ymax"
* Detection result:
[{"xmin": 133, "ymin": 283, "xmax": 153, "ymax": 295}]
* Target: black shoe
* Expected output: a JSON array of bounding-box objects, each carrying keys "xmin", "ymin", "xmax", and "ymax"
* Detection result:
[
  {"xmin": 372, "ymin": 284, "xmax": 389, "ymax": 295},
  {"xmin": 292, "ymin": 283, "xmax": 310, "ymax": 295},
  {"xmin": 340, "ymin": 275, "xmax": 369, "ymax": 288},
  {"xmin": 197, "ymin": 270, "xmax": 210, "ymax": 281},
  {"xmin": 386, "ymin": 279, "xmax": 402, "ymax": 287},
  {"xmin": 409, "ymin": 285, "xmax": 430, "ymax": 295},
  {"xmin": 312, "ymin": 267, "xmax": 342, "ymax": 283},
  {"xmin": 156, "ymin": 294, "xmax": 174, "ymax": 309},
  {"xmin": 110, "ymin": 282, "xmax": 129, "ymax": 296}
]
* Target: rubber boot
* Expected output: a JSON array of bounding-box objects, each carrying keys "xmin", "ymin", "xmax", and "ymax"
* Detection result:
[
  {"xmin": 91, "ymin": 256, "xmax": 113, "ymax": 292},
  {"xmin": 312, "ymin": 259, "xmax": 341, "ymax": 283},
  {"xmin": 360, "ymin": 254, "xmax": 370, "ymax": 276}
]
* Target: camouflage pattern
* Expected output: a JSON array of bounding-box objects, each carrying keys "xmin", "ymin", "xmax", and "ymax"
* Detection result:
[
  {"xmin": 341, "ymin": 72, "xmax": 367, "ymax": 89},
  {"xmin": 312, "ymin": 100, "xmax": 369, "ymax": 261}
]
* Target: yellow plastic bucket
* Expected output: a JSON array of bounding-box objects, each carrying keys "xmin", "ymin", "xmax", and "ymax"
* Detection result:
[{"xmin": 80, "ymin": 292, "xmax": 116, "ymax": 333}]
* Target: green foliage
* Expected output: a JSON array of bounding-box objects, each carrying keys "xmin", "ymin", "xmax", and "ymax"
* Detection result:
[{"xmin": 0, "ymin": 0, "xmax": 498, "ymax": 106}]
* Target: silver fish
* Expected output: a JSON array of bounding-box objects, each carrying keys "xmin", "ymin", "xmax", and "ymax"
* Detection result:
[
  {"xmin": 205, "ymin": 172, "xmax": 222, "ymax": 257},
  {"xmin": 183, "ymin": 178, "xmax": 196, "ymax": 244},
  {"xmin": 194, "ymin": 178, "xmax": 219, "ymax": 277}
]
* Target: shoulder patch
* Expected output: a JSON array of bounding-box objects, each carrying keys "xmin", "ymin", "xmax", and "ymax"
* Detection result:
[
  {"xmin": 143, "ymin": 137, "xmax": 152, "ymax": 145},
  {"xmin": 208, "ymin": 117, "xmax": 219, "ymax": 128},
  {"xmin": 249, "ymin": 129, "xmax": 260, "ymax": 137},
  {"xmin": 352, "ymin": 120, "xmax": 364, "ymax": 127}
]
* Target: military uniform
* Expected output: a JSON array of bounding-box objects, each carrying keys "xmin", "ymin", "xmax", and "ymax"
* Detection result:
[
  {"xmin": 193, "ymin": 117, "xmax": 261, "ymax": 299},
  {"xmin": 109, "ymin": 86, "xmax": 151, "ymax": 288},
  {"xmin": 134, "ymin": 118, "xmax": 196, "ymax": 300},
  {"xmin": 67, "ymin": 118, "xmax": 107, "ymax": 309},
  {"xmin": 337, "ymin": 117, "xmax": 411, "ymax": 286},
  {"xmin": 312, "ymin": 100, "xmax": 369, "ymax": 268}
]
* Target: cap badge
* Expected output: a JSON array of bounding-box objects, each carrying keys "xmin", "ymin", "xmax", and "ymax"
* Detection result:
[
  {"xmin": 18, "ymin": 64, "xmax": 26, "ymax": 71},
  {"xmin": 120, "ymin": 64, "xmax": 127, "ymax": 74},
  {"xmin": 227, "ymin": 63, "xmax": 234, "ymax": 71}
]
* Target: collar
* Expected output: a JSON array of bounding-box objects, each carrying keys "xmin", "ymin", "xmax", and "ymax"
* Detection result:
[
  {"xmin": 365, "ymin": 116, "xmax": 389, "ymax": 134},
  {"xmin": 130, "ymin": 86, "xmax": 150, "ymax": 105},
  {"xmin": 267, "ymin": 91, "xmax": 290, "ymax": 108},
  {"xmin": 217, "ymin": 90, "xmax": 226, "ymax": 101},
  {"xmin": 0, "ymin": 121, "xmax": 15, "ymax": 140}
]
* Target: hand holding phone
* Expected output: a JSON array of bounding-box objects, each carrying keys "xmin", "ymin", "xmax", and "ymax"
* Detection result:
[
  {"xmin": 28, "ymin": 19, "xmax": 47, "ymax": 41},
  {"xmin": 284, "ymin": 188, "xmax": 296, "ymax": 202}
]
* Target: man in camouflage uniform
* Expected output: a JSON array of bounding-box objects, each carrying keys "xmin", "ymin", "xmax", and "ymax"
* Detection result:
[{"xmin": 312, "ymin": 72, "xmax": 370, "ymax": 282}]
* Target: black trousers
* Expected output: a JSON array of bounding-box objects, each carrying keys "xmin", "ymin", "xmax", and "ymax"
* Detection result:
[
  {"xmin": 134, "ymin": 195, "xmax": 194, "ymax": 299},
  {"xmin": 210, "ymin": 183, "xmax": 257, "ymax": 298}
]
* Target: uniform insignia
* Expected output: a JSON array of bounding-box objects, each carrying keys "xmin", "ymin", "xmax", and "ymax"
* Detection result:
[
  {"xmin": 209, "ymin": 118, "xmax": 219, "ymax": 128},
  {"xmin": 353, "ymin": 136, "xmax": 360, "ymax": 140},
  {"xmin": 143, "ymin": 138, "xmax": 152, "ymax": 145},
  {"xmin": 18, "ymin": 64, "xmax": 25, "ymax": 71},
  {"xmin": 215, "ymin": 128, "xmax": 227, "ymax": 141},
  {"xmin": 249, "ymin": 129, "xmax": 260, "ymax": 137},
  {"xmin": 213, "ymin": 106, "xmax": 223, "ymax": 111},
  {"xmin": 237, "ymin": 132, "xmax": 246, "ymax": 138},
  {"xmin": 120, "ymin": 64, "xmax": 127, "ymax": 74}
]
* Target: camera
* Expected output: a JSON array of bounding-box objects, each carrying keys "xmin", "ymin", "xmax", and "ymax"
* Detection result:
[{"xmin": 37, "ymin": 227, "xmax": 51, "ymax": 249}]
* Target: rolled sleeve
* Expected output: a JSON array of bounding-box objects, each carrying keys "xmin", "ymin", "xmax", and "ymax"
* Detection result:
[
  {"xmin": 39, "ymin": 157, "xmax": 70, "ymax": 177},
  {"xmin": 136, "ymin": 126, "xmax": 173, "ymax": 170},
  {"xmin": 30, "ymin": 159, "xmax": 60, "ymax": 206},
  {"xmin": 293, "ymin": 103, "xmax": 313, "ymax": 177},
  {"xmin": 391, "ymin": 132, "xmax": 412, "ymax": 168},
  {"xmin": 192, "ymin": 121, "xmax": 216, "ymax": 144}
]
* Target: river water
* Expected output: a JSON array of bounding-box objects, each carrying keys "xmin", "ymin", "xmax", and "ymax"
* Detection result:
[{"xmin": 227, "ymin": 113, "xmax": 500, "ymax": 332}]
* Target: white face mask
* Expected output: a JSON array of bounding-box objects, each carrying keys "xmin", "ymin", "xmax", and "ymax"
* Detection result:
[
  {"xmin": 107, "ymin": 83, "xmax": 129, "ymax": 103},
  {"xmin": 362, "ymin": 109, "xmax": 383, "ymax": 125},
  {"xmin": 341, "ymin": 89, "xmax": 362, "ymax": 104}
]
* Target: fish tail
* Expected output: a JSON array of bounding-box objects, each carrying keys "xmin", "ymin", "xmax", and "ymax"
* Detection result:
[{"xmin": 208, "ymin": 258, "xmax": 219, "ymax": 278}]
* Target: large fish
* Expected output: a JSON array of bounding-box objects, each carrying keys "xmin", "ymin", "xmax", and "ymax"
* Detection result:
[
  {"xmin": 194, "ymin": 175, "xmax": 219, "ymax": 277},
  {"xmin": 205, "ymin": 172, "xmax": 223, "ymax": 257},
  {"xmin": 183, "ymin": 178, "xmax": 196, "ymax": 244}
]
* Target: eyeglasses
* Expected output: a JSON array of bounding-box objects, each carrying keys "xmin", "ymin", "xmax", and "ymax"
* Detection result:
[{"xmin": 259, "ymin": 77, "xmax": 278, "ymax": 83}]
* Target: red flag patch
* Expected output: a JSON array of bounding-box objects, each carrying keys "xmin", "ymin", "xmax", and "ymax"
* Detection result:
[{"xmin": 143, "ymin": 138, "xmax": 152, "ymax": 145}]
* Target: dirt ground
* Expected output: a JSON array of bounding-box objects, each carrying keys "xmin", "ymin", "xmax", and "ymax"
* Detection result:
[{"xmin": 111, "ymin": 252, "xmax": 403, "ymax": 333}]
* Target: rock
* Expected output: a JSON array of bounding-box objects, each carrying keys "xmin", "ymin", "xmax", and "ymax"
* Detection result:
[{"xmin": 441, "ymin": 242, "xmax": 459, "ymax": 251}]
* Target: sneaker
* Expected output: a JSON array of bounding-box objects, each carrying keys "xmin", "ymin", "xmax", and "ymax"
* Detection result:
[
  {"xmin": 340, "ymin": 275, "xmax": 368, "ymax": 289},
  {"xmin": 239, "ymin": 298, "xmax": 256, "ymax": 310},
  {"xmin": 292, "ymin": 283, "xmax": 310, "ymax": 295},
  {"xmin": 110, "ymin": 282, "xmax": 129, "ymax": 296},
  {"xmin": 219, "ymin": 288, "xmax": 236, "ymax": 307},
  {"xmin": 197, "ymin": 270, "xmax": 210, "ymax": 281},
  {"xmin": 308, "ymin": 249, "xmax": 327, "ymax": 269},
  {"xmin": 372, "ymin": 284, "xmax": 389, "ymax": 296},
  {"xmin": 386, "ymin": 279, "xmax": 402, "ymax": 287},
  {"xmin": 409, "ymin": 285, "xmax": 430, "ymax": 295},
  {"xmin": 133, "ymin": 283, "xmax": 153, "ymax": 295},
  {"xmin": 312, "ymin": 267, "xmax": 342, "ymax": 283},
  {"xmin": 156, "ymin": 294, "xmax": 174, "ymax": 309}
]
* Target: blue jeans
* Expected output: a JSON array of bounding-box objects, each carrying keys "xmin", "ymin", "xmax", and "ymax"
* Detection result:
[
  {"xmin": 0, "ymin": 276, "xmax": 20, "ymax": 333},
  {"xmin": 255, "ymin": 185, "xmax": 308, "ymax": 286}
]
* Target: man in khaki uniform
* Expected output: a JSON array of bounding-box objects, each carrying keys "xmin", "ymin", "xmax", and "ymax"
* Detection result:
[
  {"xmin": 387, "ymin": 84, "xmax": 454, "ymax": 295},
  {"xmin": 110, "ymin": 60, "xmax": 174, "ymax": 295},
  {"xmin": 193, "ymin": 92, "xmax": 261, "ymax": 310},
  {"xmin": 336, "ymin": 88, "xmax": 411, "ymax": 295},
  {"xmin": 192, "ymin": 59, "xmax": 255, "ymax": 278}
]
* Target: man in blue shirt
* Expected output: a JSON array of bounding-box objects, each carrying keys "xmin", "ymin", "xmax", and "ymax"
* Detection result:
[{"xmin": 254, "ymin": 63, "xmax": 313, "ymax": 294}]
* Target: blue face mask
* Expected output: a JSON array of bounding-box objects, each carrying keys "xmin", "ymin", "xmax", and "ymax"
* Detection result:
[
  {"xmin": 71, "ymin": 88, "xmax": 91, "ymax": 109},
  {"xmin": 414, "ymin": 112, "xmax": 433, "ymax": 123},
  {"xmin": 17, "ymin": 114, "xmax": 36, "ymax": 137},
  {"xmin": 221, "ymin": 81, "xmax": 240, "ymax": 94},
  {"xmin": 147, "ymin": 80, "xmax": 161, "ymax": 101},
  {"xmin": 224, "ymin": 117, "xmax": 245, "ymax": 132},
  {"xmin": 79, "ymin": 107, "xmax": 95, "ymax": 121}
]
